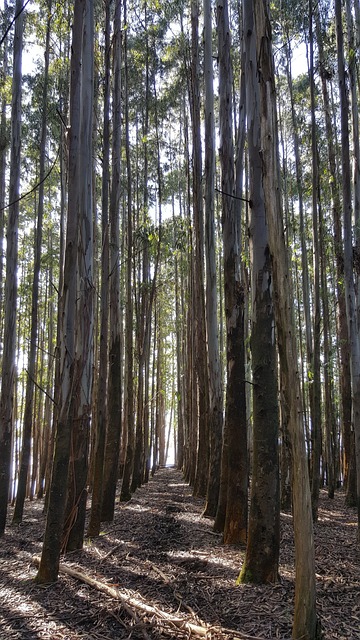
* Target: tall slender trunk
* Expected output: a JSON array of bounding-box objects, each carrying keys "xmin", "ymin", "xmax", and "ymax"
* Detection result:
[
  {"xmin": 0, "ymin": 0, "xmax": 8, "ymax": 339},
  {"xmin": 319, "ymin": 199, "xmax": 336, "ymax": 497},
  {"xmin": 283, "ymin": 37, "xmax": 312, "ymax": 449},
  {"xmin": 203, "ymin": 0, "xmax": 223, "ymax": 517},
  {"xmin": 37, "ymin": 249, "xmax": 55, "ymax": 500},
  {"xmin": 316, "ymin": 7, "xmax": 352, "ymax": 500},
  {"xmin": 249, "ymin": 0, "xmax": 320, "ymax": 634},
  {"xmin": 12, "ymin": 1, "xmax": 52, "ymax": 525},
  {"xmin": 335, "ymin": 0, "xmax": 360, "ymax": 537},
  {"xmin": 88, "ymin": 0, "xmax": 111, "ymax": 537},
  {"xmin": 190, "ymin": 0, "xmax": 209, "ymax": 499},
  {"xmin": 215, "ymin": 0, "xmax": 247, "ymax": 544},
  {"xmin": 345, "ymin": 0, "xmax": 360, "ymax": 504},
  {"xmin": 0, "ymin": 0, "xmax": 24, "ymax": 536},
  {"xmin": 36, "ymin": 0, "xmax": 91, "ymax": 580},
  {"xmin": 101, "ymin": 0, "xmax": 123, "ymax": 522},
  {"xmin": 241, "ymin": 0, "xmax": 279, "ymax": 582},
  {"xmin": 120, "ymin": 0, "xmax": 135, "ymax": 502},
  {"xmin": 309, "ymin": 0, "xmax": 322, "ymax": 520}
]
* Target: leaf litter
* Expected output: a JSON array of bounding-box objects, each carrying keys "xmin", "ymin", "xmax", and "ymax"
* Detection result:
[{"xmin": 0, "ymin": 468, "xmax": 359, "ymax": 639}]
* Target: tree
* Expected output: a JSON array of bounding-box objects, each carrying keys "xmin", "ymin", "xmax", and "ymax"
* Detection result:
[
  {"xmin": 214, "ymin": 0, "xmax": 248, "ymax": 544},
  {"xmin": 0, "ymin": 0, "xmax": 24, "ymax": 537},
  {"xmin": 335, "ymin": 0, "xmax": 360, "ymax": 538},
  {"xmin": 315, "ymin": 2, "xmax": 347, "ymax": 500},
  {"xmin": 64, "ymin": 0, "xmax": 94, "ymax": 551},
  {"xmin": 308, "ymin": 0, "xmax": 322, "ymax": 521},
  {"xmin": 120, "ymin": 0, "xmax": 135, "ymax": 502},
  {"xmin": 247, "ymin": 0, "xmax": 321, "ymax": 634},
  {"xmin": 36, "ymin": 0, "xmax": 94, "ymax": 580},
  {"xmin": 101, "ymin": 0, "xmax": 122, "ymax": 523},
  {"xmin": 87, "ymin": 0, "xmax": 111, "ymax": 538},
  {"xmin": 240, "ymin": 0, "xmax": 280, "ymax": 583},
  {"xmin": 12, "ymin": 0, "xmax": 52, "ymax": 526},
  {"xmin": 202, "ymin": 0, "xmax": 223, "ymax": 518},
  {"xmin": 190, "ymin": 0, "xmax": 209, "ymax": 499}
]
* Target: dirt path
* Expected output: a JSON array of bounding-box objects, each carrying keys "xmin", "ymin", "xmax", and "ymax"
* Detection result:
[{"xmin": 0, "ymin": 467, "xmax": 359, "ymax": 639}]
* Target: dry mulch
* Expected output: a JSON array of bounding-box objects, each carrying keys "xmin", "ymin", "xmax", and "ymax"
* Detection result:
[{"xmin": 0, "ymin": 467, "xmax": 359, "ymax": 639}]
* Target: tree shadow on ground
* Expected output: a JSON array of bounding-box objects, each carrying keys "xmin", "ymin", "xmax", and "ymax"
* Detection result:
[{"xmin": 1, "ymin": 468, "xmax": 358, "ymax": 639}]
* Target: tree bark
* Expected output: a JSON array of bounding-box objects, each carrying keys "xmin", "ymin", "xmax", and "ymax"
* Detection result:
[
  {"xmin": 12, "ymin": 0, "xmax": 51, "ymax": 525},
  {"xmin": 308, "ymin": 0, "xmax": 322, "ymax": 521},
  {"xmin": 240, "ymin": 0, "xmax": 279, "ymax": 583},
  {"xmin": 335, "ymin": 0, "xmax": 360, "ymax": 537},
  {"xmin": 215, "ymin": 0, "xmax": 248, "ymax": 544},
  {"xmin": 190, "ymin": 0, "xmax": 209, "ymax": 499},
  {"xmin": 0, "ymin": 0, "xmax": 24, "ymax": 536},
  {"xmin": 101, "ymin": 0, "xmax": 123, "ymax": 522},
  {"xmin": 120, "ymin": 0, "xmax": 135, "ymax": 502},
  {"xmin": 248, "ymin": 0, "xmax": 320, "ymax": 634},
  {"xmin": 36, "ymin": 0, "xmax": 91, "ymax": 580},
  {"xmin": 203, "ymin": 0, "xmax": 223, "ymax": 518}
]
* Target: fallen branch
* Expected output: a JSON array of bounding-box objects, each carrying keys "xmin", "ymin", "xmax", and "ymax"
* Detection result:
[
  {"xmin": 32, "ymin": 556, "xmax": 209, "ymax": 637},
  {"xmin": 31, "ymin": 556, "xmax": 279, "ymax": 640}
]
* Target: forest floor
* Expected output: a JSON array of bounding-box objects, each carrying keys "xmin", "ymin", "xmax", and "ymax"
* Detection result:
[{"xmin": 0, "ymin": 467, "xmax": 359, "ymax": 640}]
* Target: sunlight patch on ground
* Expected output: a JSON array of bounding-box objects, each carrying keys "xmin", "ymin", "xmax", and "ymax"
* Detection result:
[
  {"xmin": 279, "ymin": 564, "xmax": 295, "ymax": 580},
  {"xmin": 121, "ymin": 504, "xmax": 151, "ymax": 513},
  {"xmin": 167, "ymin": 549, "xmax": 239, "ymax": 572},
  {"xmin": 317, "ymin": 514, "xmax": 356, "ymax": 527},
  {"xmin": 175, "ymin": 511, "xmax": 203, "ymax": 524}
]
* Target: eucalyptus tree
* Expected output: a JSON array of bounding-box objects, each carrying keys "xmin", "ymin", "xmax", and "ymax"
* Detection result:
[
  {"xmin": 36, "ymin": 0, "xmax": 94, "ymax": 579},
  {"xmin": 120, "ymin": 0, "xmax": 135, "ymax": 502},
  {"xmin": 335, "ymin": 0, "xmax": 360, "ymax": 538},
  {"xmin": 244, "ymin": 0, "xmax": 320, "ymax": 634},
  {"xmin": 64, "ymin": 0, "xmax": 94, "ymax": 551},
  {"xmin": 87, "ymin": 0, "xmax": 111, "ymax": 537},
  {"xmin": 12, "ymin": 0, "xmax": 52, "ymax": 525},
  {"xmin": 315, "ymin": 1, "xmax": 346, "ymax": 499},
  {"xmin": 308, "ymin": 0, "xmax": 322, "ymax": 520},
  {"xmin": 203, "ymin": 0, "xmax": 223, "ymax": 518},
  {"xmin": 214, "ymin": 0, "xmax": 248, "ymax": 544},
  {"xmin": 240, "ymin": 0, "xmax": 280, "ymax": 583},
  {"xmin": 101, "ymin": 0, "xmax": 122, "ymax": 523},
  {"xmin": 345, "ymin": 0, "xmax": 360, "ymax": 503},
  {"xmin": 190, "ymin": 0, "xmax": 209, "ymax": 498},
  {"xmin": 0, "ymin": 2, "xmax": 10, "ymax": 335},
  {"xmin": 131, "ymin": 3, "xmax": 166, "ymax": 491},
  {"xmin": 0, "ymin": 0, "xmax": 24, "ymax": 537}
]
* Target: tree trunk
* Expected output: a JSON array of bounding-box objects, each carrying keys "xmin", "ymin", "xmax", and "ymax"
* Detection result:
[
  {"xmin": 240, "ymin": 0, "xmax": 279, "ymax": 583},
  {"xmin": 0, "ymin": 0, "xmax": 8, "ymax": 338},
  {"xmin": 87, "ymin": 0, "xmax": 111, "ymax": 538},
  {"xmin": 65, "ymin": 0, "xmax": 94, "ymax": 552},
  {"xmin": 12, "ymin": 0, "xmax": 51, "ymax": 525},
  {"xmin": 101, "ymin": 0, "xmax": 123, "ymax": 523},
  {"xmin": 0, "ymin": 0, "xmax": 24, "ymax": 537},
  {"xmin": 190, "ymin": 0, "xmax": 209, "ymax": 499},
  {"xmin": 248, "ymin": 0, "xmax": 320, "ymax": 634},
  {"xmin": 203, "ymin": 0, "xmax": 223, "ymax": 518},
  {"xmin": 335, "ymin": 0, "xmax": 360, "ymax": 537},
  {"xmin": 120, "ymin": 0, "xmax": 135, "ymax": 502},
  {"xmin": 215, "ymin": 0, "xmax": 248, "ymax": 544},
  {"xmin": 316, "ymin": 6, "xmax": 352, "ymax": 500},
  {"xmin": 36, "ymin": 0, "xmax": 91, "ymax": 580},
  {"xmin": 308, "ymin": 0, "xmax": 322, "ymax": 520}
]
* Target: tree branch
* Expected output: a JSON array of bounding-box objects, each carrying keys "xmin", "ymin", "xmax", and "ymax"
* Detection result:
[
  {"xmin": 0, "ymin": 147, "xmax": 59, "ymax": 212},
  {"xmin": 0, "ymin": 0, "xmax": 32, "ymax": 48}
]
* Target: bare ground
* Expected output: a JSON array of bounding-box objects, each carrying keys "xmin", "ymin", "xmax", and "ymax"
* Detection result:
[{"xmin": 0, "ymin": 467, "xmax": 359, "ymax": 639}]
